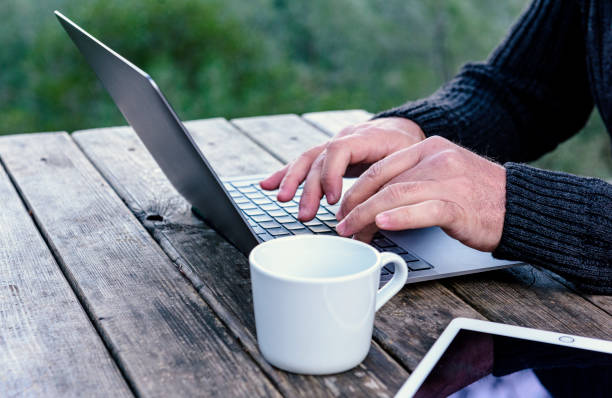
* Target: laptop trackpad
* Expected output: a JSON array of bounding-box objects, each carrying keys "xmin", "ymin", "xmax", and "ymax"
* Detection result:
[{"xmin": 383, "ymin": 227, "xmax": 516, "ymax": 269}]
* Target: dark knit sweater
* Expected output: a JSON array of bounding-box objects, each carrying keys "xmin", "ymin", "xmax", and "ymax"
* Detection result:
[{"xmin": 375, "ymin": 0, "xmax": 612, "ymax": 293}]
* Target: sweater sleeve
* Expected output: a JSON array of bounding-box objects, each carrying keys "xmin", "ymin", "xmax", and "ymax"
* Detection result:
[
  {"xmin": 374, "ymin": 0, "xmax": 593, "ymax": 164},
  {"xmin": 493, "ymin": 163, "xmax": 612, "ymax": 294}
]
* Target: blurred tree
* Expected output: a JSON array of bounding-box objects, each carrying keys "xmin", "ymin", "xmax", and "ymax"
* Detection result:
[{"xmin": 1, "ymin": 0, "xmax": 610, "ymax": 177}]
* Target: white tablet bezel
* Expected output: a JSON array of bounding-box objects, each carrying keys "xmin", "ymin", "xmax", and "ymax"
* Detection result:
[{"xmin": 395, "ymin": 317, "xmax": 612, "ymax": 398}]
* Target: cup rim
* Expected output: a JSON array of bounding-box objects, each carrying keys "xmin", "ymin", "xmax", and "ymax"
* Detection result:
[{"xmin": 249, "ymin": 235, "xmax": 381, "ymax": 284}]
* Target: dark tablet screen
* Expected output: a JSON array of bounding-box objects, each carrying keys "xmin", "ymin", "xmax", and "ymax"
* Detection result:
[{"xmin": 413, "ymin": 330, "xmax": 611, "ymax": 398}]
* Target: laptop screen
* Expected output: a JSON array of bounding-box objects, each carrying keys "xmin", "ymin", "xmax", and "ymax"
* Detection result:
[{"xmin": 412, "ymin": 329, "xmax": 611, "ymax": 398}]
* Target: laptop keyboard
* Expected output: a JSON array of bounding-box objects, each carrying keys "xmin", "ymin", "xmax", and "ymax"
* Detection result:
[{"xmin": 223, "ymin": 179, "xmax": 433, "ymax": 274}]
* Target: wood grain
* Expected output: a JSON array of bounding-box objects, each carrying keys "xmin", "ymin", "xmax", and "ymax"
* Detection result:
[
  {"xmin": 445, "ymin": 265, "xmax": 612, "ymax": 339},
  {"xmin": 74, "ymin": 117, "xmax": 409, "ymax": 397},
  {"xmin": 0, "ymin": 132, "xmax": 278, "ymax": 397},
  {"xmin": 533, "ymin": 265, "xmax": 612, "ymax": 316},
  {"xmin": 0, "ymin": 157, "xmax": 131, "ymax": 397},
  {"xmin": 231, "ymin": 114, "xmax": 331, "ymax": 162},
  {"xmin": 302, "ymin": 110, "xmax": 372, "ymax": 136}
]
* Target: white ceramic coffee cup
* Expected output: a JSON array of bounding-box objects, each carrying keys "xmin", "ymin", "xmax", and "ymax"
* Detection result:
[{"xmin": 249, "ymin": 235, "xmax": 408, "ymax": 375}]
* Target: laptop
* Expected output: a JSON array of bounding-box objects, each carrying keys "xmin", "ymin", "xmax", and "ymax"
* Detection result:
[{"xmin": 55, "ymin": 11, "xmax": 521, "ymax": 284}]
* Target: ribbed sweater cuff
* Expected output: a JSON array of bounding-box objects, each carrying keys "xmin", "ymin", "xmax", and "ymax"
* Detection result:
[
  {"xmin": 493, "ymin": 163, "xmax": 612, "ymax": 294},
  {"xmin": 373, "ymin": 99, "xmax": 460, "ymax": 141}
]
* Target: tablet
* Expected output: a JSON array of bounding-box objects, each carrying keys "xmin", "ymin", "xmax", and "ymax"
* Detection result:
[{"xmin": 395, "ymin": 318, "xmax": 612, "ymax": 398}]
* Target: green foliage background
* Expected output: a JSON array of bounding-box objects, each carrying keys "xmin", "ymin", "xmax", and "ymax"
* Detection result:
[{"xmin": 2, "ymin": 0, "xmax": 611, "ymax": 178}]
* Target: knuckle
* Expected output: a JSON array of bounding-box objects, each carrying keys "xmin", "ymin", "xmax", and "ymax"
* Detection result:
[
  {"xmin": 424, "ymin": 135, "xmax": 449, "ymax": 149},
  {"xmin": 326, "ymin": 139, "xmax": 344, "ymax": 153},
  {"xmin": 383, "ymin": 184, "xmax": 404, "ymax": 203},
  {"xmin": 365, "ymin": 161, "xmax": 384, "ymax": 180},
  {"xmin": 350, "ymin": 204, "xmax": 363, "ymax": 222},
  {"xmin": 434, "ymin": 149, "xmax": 461, "ymax": 169}
]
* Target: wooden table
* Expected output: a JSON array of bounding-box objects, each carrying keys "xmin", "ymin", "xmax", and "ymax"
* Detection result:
[{"xmin": 1, "ymin": 110, "xmax": 610, "ymax": 397}]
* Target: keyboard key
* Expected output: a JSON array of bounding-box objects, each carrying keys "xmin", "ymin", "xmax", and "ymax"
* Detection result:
[
  {"xmin": 229, "ymin": 191, "xmax": 242, "ymax": 198},
  {"xmin": 324, "ymin": 204, "xmax": 341, "ymax": 214},
  {"xmin": 373, "ymin": 237, "xmax": 394, "ymax": 248},
  {"xmin": 268, "ymin": 209, "xmax": 287, "ymax": 217},
  {"xmin": 318, "ymin": 213, "xmax": 336, "ymax": 221},
  {"xmin": 233, "ymin": 197, "xmax": 250, "ymax": 204},
  {"xmin": 323, "ymin": 220, "xmax": 339, "ymax": 228},
  {"xmin": 291, "ymin": 228, "xmax": 313, "ymax": 235},
  {"xmin": 247, "ymin": 218, "xmax": 257, "ymax": 226},
  {"xmin": 232, "ymin": 180, "xmax": 254, "ymax": 187},
  {"xmin": 261, "ymin": 204, "xmax": 281, "ymax": 211},
  {"xmin": 260, "ymin": 221, "xmax": 281, "ymax": 229},
  {"xmin": 252, "ymin": 226, "xmax": 265, "ymax": 234},
  {"xmin": 244, "ymin": 208, "xmax": 264, "ymax": 216},
  {"xmin": 303, "ymin": 219, "xmax": 322, "ymax": 226},
  {"xmin": 238, "ymin": 187, "xmax": 258, "ymax": 193},
  {"xmin": 400, "ymin": 252, "xmax": 419, "ymax": 262},
  {"xmin": 278, "ymin": 201, "xmax": 294, "ymax": 208},
  {"xmin": 258, "ymin": 232, "xmax": 273, "ymax": 241},
  {"xmin": 268, "ymin": 227, "xmax": 290, "ymax": 236},
  {"xmin": 253, "ymin": 198, "xmax": 272, "ymax": 205},
  {"xmin": 252, "ymin": 215, "xmax": 273, "ymax": 222},
  {"xmin": 263, "ymin": 189, "xmax": 279, "ymax": 197},
  {"xmin": 316, "ymin": 208, "xmax": 330, "ymax": 215},
  {"xmin": 384, "ymin": 264, "xmax": 395, "ymax": 273},
  {"xmin": 286, "ymin": 207, "xmax": 299, "ymax": 215},
  {"xmin": 409, "ymin": 261, "xmax": 433, "ymax": 271},
  {"xmin": 284, "ymin": 222, "xmax": 306, "ymax": 230},
  {"xmin": 383, "ymin": 246, "xmax": 407, "ymax": 255},
  {"xmin": 246, "ymin": 192, "xmax": 265, "ymax": 199},
  {"xmin": 238, "ymin": 202, "xmax": 257, "ymax": 210},
  {"xmin": 309, "ymin": 225, "xmax": 332, "ymax": 233},
  {"xmin": 275, "ymin": 216, "xmax": 295, "ymax": 223},
  {"xmin": 223, "ymin": 182, "xmax": 235, "ymax": 191}
]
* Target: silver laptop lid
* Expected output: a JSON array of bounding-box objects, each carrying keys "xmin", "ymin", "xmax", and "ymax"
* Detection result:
[{"xmin": 55, "ymin": 11, "xmax": 259, "ymax": 254}]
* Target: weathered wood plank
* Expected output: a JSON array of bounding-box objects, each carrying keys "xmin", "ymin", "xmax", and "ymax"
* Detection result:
[
  {"xmin": 302, "ymin": 110, "xmax": 372, "ymax": 136},
  {"xmin": 0, "ymin": 158, "xmax": 131, "ymax": 397},
  {"xmin": 445, "ymin": 265, "xmax": 612, "ymax": 339},
  {"xmin": 74, "ymin": 118, "xmax": 409, "ymax": 397},
  {"xmin": 231, "ymin": 114, "xmax": 331, "ymax": 162},
  {"xmin": 533, "ymin": 265, "xmax": 612, "ymax": 316},
  {"xmin": 0, "ymin": 132, "xmax": 279, "ymax": 397}
]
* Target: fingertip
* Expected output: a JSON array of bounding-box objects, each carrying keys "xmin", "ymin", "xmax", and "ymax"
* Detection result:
[
  {"xmin": 259, "ymin": 179, "xmax": 275, "ymax": 190},
  {"xmin": 375, "ymin": 213, "xmax": 391, "ymax": 229},
  {"xmin": 325, "ymin": 192, "xmax": 339, "ymax": 205},
  {"xmin": 297, "ymin": 206, "xmax": 315, "ymax": 222},
  {"xmin": 276, "ymin": 190, "xmax": 293, "ymax": 202}
]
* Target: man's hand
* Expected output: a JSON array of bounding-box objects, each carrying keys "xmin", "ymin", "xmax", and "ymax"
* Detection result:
[
  {"xmin": 336, "ymin": 136, "xmax": 506, "ymax": 252},
  {"xmin": 259, "ymin": 117, "xmax": 426, "ymax": 221}
]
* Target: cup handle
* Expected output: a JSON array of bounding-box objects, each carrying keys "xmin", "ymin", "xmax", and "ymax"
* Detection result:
[{"xmin": 375, "ymin": 252, "xmax": 409, "ymax": 312}]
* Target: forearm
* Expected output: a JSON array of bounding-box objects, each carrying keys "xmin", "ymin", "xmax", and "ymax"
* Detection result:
[{"xmin": 493, "ymin": 163, "xmax": 612, "ymax": 294}]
